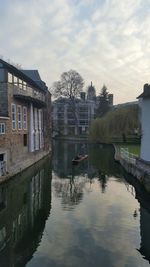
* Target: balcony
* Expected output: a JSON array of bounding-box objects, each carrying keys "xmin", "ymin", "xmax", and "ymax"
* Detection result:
[{"xmin": 13, "ymin": 85, "xmax": 46, "ymax": 108}]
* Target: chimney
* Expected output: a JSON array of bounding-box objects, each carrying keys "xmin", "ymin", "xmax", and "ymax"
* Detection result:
[{"xmin": 144, "ymin": 83, "xmax": 150, "ymax": 94}]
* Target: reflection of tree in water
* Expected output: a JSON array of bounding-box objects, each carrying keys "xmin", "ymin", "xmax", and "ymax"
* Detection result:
[
  {"xmin": 98, "ymin": 170, "xmax": 108, "ymax": 193},
  {"xmin": 53, "ymin": 177, "xmax": 86, "ymax": 209},
  {"xmin": 89, "ymin": 144, "xmax": 122, "ymax": 178}
]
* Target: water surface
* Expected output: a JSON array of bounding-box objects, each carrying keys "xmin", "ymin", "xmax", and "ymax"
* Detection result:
[{"xmin": 0, "ymin": 141, "xmax": 150, "ymax": 267}]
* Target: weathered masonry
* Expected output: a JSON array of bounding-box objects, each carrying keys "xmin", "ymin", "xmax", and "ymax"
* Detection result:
[{"xmin": 0, "ymin": 59, "xmax": 51, "ymax": 179}]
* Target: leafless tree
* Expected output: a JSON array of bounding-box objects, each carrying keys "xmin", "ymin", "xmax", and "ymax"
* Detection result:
[{"xmin": 52, "ymin": 70, "xmax": 84, "ymax": 135}]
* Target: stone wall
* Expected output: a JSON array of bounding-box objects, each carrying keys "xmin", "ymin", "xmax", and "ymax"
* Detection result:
[{"xmin": 114, "ymin": 144, "xmax": 150, "ymax": 193}]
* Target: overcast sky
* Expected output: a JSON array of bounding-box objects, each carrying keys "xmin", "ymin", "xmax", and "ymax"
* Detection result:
[{"xmin": 0, "ymin": 0, "xmax": 150, "ymax": 104}]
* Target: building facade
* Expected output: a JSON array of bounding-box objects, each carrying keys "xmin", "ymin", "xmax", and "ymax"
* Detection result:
[
  {"xmin": 52, "ymin": 97, "xmax": 96, "ymax": 136},
  {"xmin": 52, "ymin": 82, "xmax": 113, "ymax": 136},
  {"xmin": 0, "ymin": 59, "xmax": 51, "ymax": 178},
  {"xmin": 138, "ymin": 84, "xmax": 150, "ymax": 162}
]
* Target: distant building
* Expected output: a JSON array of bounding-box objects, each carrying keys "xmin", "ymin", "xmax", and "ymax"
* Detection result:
[
  {"xmin": 52, "ymin": 82, "xmax": 113, "ymax": 136},
  {"xmin": 0, "ymin": 59, "xmax": 51, "ymax": 178},
  {"xmin": 87, "ymin": 82, "xmax": 96, "ymax": 101}
]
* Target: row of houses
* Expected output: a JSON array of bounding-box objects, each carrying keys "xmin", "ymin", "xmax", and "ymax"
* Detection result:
[{"xmin": 0, "ymin": 59, "xmax": 51, "ymax": 178}]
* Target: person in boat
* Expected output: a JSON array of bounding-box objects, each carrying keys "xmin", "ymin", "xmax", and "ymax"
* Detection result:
[{"xmin": 74, "ymin": 154, "xmax": 82, "ymax": 160}]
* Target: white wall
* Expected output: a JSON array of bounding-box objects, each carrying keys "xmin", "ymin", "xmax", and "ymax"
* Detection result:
[{"xmin": 140, "ymin": 98, "xmax": 150, "ymax": 161}]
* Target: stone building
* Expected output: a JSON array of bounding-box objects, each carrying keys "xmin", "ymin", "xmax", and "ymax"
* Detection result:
[
  {"xmin": 52, "ymin": 82, "xmax": 113, "ymax": 136},
  {"xmin": 0, "ymin": 59, "xmax": 51, "ymax": 178},
  {"xmin": 52, "ymin": 95, "xmax": 96, "ymax": 136}
]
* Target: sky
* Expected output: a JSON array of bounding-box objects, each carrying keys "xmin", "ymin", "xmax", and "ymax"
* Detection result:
[{"xmin": 0, "ymin": 0, "xmax": 150, "ymax": 104}]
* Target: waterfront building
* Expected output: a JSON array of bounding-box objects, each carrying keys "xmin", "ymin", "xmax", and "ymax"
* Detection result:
[
  {"xmin": 0, "ymin": 59, "xmax": 51, "ymax": 178},
  {"xmin": 52, "ymin": 82, "xmax": 113, "ymax": 136},
  {"xmin": 138, "ymin": 84, "xmax": 150, "ymax": 161}
]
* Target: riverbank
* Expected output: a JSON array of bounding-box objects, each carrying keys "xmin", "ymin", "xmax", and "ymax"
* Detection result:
[
  {"xmin": 0, "ymin": 149, "xmax": 51, "ymax": 184},
  {"xmin": 53, "ymin": 135, "xmax": 89, "ymax": 141},
  {"xmin": 114, "ymin": 144, "xmax": 150, "ymax": 192}
]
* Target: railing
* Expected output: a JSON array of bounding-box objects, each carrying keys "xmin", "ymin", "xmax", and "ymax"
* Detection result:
[
  {"xmin": 13, "ymin": 85, "xmax": 46, "ymax": 103},
  {"xmin": 120, "ymin": 148, "xmax": 137, "ymax": 165},
  {"xmin": 0, "ymin": 161, "xmax": 6, "ymax": 176}
]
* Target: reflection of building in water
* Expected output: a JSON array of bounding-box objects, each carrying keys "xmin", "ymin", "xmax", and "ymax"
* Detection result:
[
  {"xmin": 123, "ymin": 169, "xmax": 150, "ymax": 265},
  {"xmin": 138, "ymin": 206, "xmax": 150, "ymax": 263},
  {"xmin": 0, "ymin": 157, "xmax": 52, "ymax": 267},
  {"xmin": 52, "ymin": 141, "xmax": 98, "ymax": 179},
  {"xmin": 53, "ymin": 141, "xmax": 79, "ymax": 178}
]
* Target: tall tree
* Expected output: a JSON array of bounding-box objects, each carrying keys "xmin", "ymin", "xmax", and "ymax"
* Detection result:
[
  {"xmin": 53, "ymin": 70, "xmax": 84, "ymax": 99},
  {"xmin": 97, "ymin": 85, "xmax": 110, "ymax": 117},
  {"xmin": 53, "ymin": 70, "xmax": 84, "ymax": 134}
]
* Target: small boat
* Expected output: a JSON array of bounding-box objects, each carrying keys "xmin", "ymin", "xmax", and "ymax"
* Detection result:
[{"xmin": 72, "ymin": 155, "xmax": 88, "ymax": 164}]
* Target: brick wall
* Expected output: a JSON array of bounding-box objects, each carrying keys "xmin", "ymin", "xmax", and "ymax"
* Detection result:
[{"xmin": 0, "ymin": 83, "xmax": 51, "ymax": 177}]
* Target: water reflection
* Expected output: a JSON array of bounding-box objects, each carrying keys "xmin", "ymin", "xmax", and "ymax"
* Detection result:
[
  {"xmin": 2, "ymin": 141, "xmax": 150, "ymax": 266},
  {"xmin": 98, "ymin": 171, "xmax": 108, "ymax": 193},
  {"xmin": 138, "ymin": 206, "xmax": 150, "ymax": 263},
  {"xmin": 117, "ymin": 168, "xmax": 150, "ymax": 265},
  {"xmin": 53, "ymin": 141, "xmax": 120, "ymax": 179},
  {"xmin": 0, "ymin": 156, "xmax": 52, "ymax": 267},
  {"xmin": 52, "ymin": 141, "xmax": 150, "ymax": 266}
]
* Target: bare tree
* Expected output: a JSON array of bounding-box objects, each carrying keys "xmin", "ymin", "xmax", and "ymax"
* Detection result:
[
  {"xmin": 53, "ymin": 70, "xmax": 84, "ymax": 135},
  {"xmin": 53, "ymin": 70, "xmax": 84, "ymax": 98}
]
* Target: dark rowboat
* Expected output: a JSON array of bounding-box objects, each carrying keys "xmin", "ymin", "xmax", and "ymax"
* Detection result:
[{"xmin": 72, "ymin": 155, "xmax": 88, "ymax": 164}]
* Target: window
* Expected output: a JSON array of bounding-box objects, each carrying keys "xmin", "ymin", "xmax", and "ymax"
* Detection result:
[
  {"xmin": 17, "ymin": 106, "xmax": 22, "ymax": 130},
  {"xmin": 0, "ymin": 123, "xmax": 5, "ymax": 134},
  {"xmin": 58, "ymin": 106, "xmax": 64, "ymax": 113},
  {"xmin": 23, "ymin": 81, "xmax": 27, "ymax": 90},
  {"xmin": 23, "ymin": 107, "xmax": 27, "ymax": 129},
  {"xmin": 11, "ymin": 104, "xmax": 16, "ymax": 130},
  {"xmin": 18, "ymin": 79, "xmax": 23, "ymax": 89},
  {"xmin": 79, "ymin": 107, "xmax": 88, "ymax": 113},
  {"xmin": 8, "ymin": 72, "xmax": 13, "ymax": 83},
  {"xmin": 14, "ymin": 76, "xmax": 18, "ymax": 85}
]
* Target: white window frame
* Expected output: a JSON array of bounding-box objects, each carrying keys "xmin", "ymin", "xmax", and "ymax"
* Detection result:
[
  {"xmin": 0, "ymin": 123, "xmax": 5, "ymax": 134},
  {"xmin": 23, "ymin": 107, "xmax": 27, "ymax": 130},
  {"xmin": 11, "ymin": 104, "xmax": 16, "ymax": 130},
  {"xmin": 17, "ymin": 105, "xmax": 22, "ymax": 130}
]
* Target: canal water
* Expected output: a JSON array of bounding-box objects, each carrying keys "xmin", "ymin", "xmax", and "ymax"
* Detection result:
[{"xmin": 0, "ymin": 141, "xmax": 150, "ymax": 267}]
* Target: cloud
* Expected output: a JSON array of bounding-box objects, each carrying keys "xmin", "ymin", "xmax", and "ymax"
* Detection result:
[{"xmin": 0, "ymin": 0, "xmax": 150, "ymax": 103}]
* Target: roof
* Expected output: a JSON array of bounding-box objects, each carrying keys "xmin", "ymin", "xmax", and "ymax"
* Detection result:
[
  {"xmin": 0, "ymin": 59, "xmax": 47, "ymax": 92},
  {"xmin": 21, "ymin": 69, "xmax": 47, "ymax": 91},
  {"xmin": 137, "ymin": 84, "xmax": 150, "ymax": 99},
  {"xmin": 21, "ymin": 69, "xmax": 41, "ymax": 80}
]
